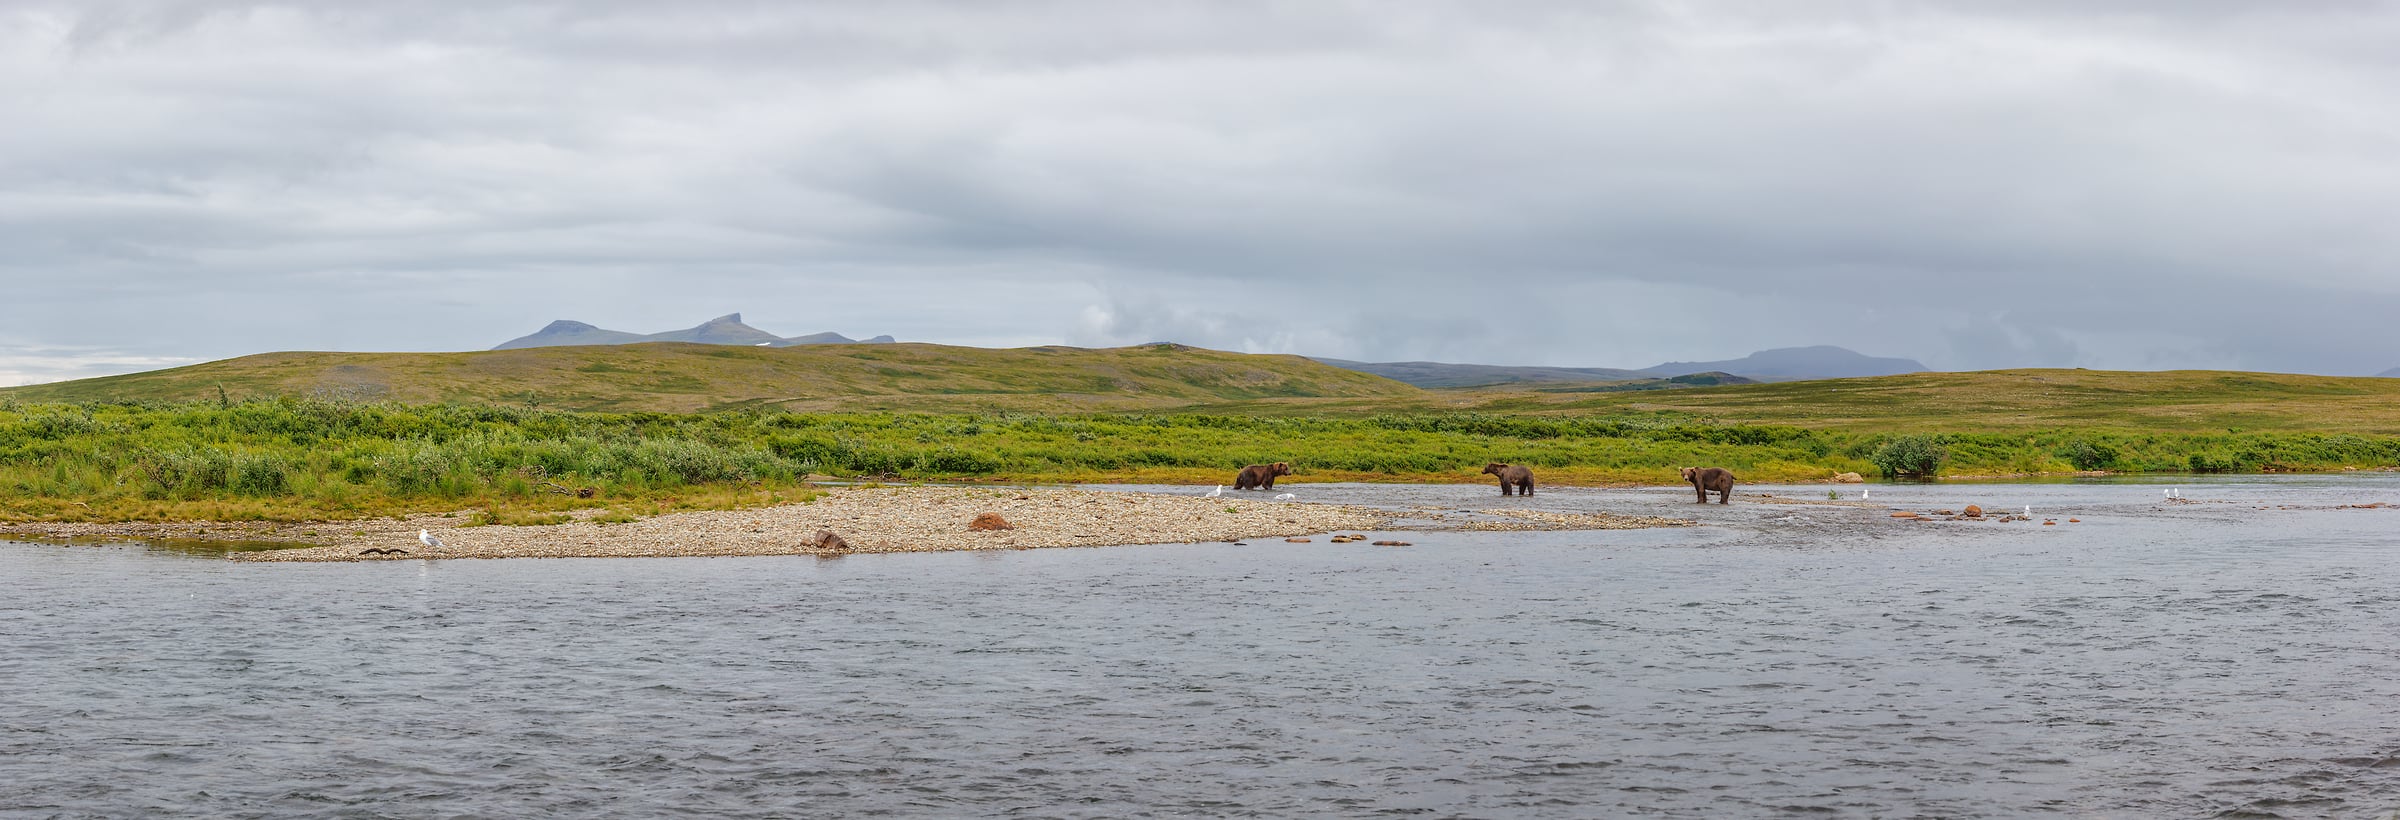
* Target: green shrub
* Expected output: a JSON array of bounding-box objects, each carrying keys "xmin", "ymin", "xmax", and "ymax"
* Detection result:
[
  {"xmin": 141, "ymin": 447, "xmax": 235, "ymax": 496},
  {"xmin": 1870, "ymin": 435, "xmax": 1948, "ymax": 478},
  {"xmin": 915, "ymin": 447, "xmax": 1002, "ymax": 474},
  {"xmin": 231, "ymin": 454, "xmax": 292, "ymax": 496},
  {"xmin": 2059, "ymin": 440, "xmax": 2119, "ymax": 471}
]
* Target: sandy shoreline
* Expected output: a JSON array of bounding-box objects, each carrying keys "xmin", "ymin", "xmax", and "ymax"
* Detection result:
[
  {"xmin": 5, "ymin": 487, "xmax": 1392, "ymax": 562},
  {"xmin": 0, "ymin": 485, "xmax": 1712, "ymax": 562}
]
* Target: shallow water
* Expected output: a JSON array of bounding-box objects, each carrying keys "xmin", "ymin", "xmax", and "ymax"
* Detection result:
[{"xmin": 6, "ymin": 475, "xmax": 2400, "ymax": 817}]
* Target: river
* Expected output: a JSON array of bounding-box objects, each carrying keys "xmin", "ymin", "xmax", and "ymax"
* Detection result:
[{"xmin": 5, "ymin": 475, "xmax": 2398, "ymax": 817}]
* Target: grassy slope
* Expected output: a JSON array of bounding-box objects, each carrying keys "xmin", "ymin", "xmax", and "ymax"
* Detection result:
[
  {"xmin": 9, "ymin": 344, "xmax": 2396, "ymax": 435},
  {"xmin": 5, "ymin": 359, "xmax": 2400, "ymax": 524},
  {"xmin": 0, "ymin": 342, "xmax": 1420, "ymax": 412},
  {"xmin": 1536, "ymin": 369, "xmax": 2400, "ymax": 435},
  {"xmin": 1154, "ymin": 369, "xmax": 2400, "ymax": 432}
]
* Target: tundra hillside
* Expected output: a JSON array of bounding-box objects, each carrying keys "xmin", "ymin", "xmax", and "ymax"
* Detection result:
[
  {"xmin": 5, "ymin": 345, "xmax": 2399, "ymax": 522},
  {"xmin": 2, "ymin": 383, "xmax": 2398, "ymax": 523},
  {"xmin": 0, "ymin": 342, "xmax": 1416, "ymax": 413}
]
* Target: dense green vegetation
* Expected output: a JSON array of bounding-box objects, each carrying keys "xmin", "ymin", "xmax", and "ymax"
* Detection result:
[
  {"xmin": 3, "ymin": 397, "xmax": 2396, "ymax": 523},
  {"xmin": 1870, "ymin": 435, "xmax": 1949, "ymax": 478}
]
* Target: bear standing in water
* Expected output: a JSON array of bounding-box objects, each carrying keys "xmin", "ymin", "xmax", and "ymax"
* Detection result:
[
  {"xmin": 1481, "ymin": 463, "xmax": 1534, "ymax": 496},
  {"xmin": 1234, "ymin": 462, "xmax": 1292, "ymax": 490},
  {"xmin": 1681, "ymin": 466, "xmax": 1735, "ymax": 504}
]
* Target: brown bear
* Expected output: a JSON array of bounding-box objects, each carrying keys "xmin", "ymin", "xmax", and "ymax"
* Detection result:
[
  {"xmin": 1481, "ymin": 463, "xmax": 1534, "ymax": 496},
  {"xmin": 1234, "ymin": 462, "xmax": 1291, "ymax": 490},
  {"xmin": 1681, "ymin": 466, "xmax": 1735, "ymax": 504}
]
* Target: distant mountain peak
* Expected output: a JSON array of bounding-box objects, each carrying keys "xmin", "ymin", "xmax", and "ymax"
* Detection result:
[
  {"xmin": 1315, "ymin": 345, "xmax": 1929, "ymax": 387},
  {"xmin": 491, "ymin": 314, "xmax": 896, "ymax": 351},
  {"xmin": 2377, "ymin": 367, "xmax": 2400, "ymax": 378},
  {"xmin": 1638, "ymin": 346, "xmax": 1926, "ymax": 381}
]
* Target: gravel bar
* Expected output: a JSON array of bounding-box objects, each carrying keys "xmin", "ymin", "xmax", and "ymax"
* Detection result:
[
  {"xmin": 205, "ymin": 486, "xmax": 1396, "ymax": 562},
  {"xmin": 2, "ymin": 485, "xmax": 1720, "ymax": 562}
]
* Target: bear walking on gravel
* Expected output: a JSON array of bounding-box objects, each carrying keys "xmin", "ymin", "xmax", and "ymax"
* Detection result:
[
  {"xmin": 1234, "ymin": 462, "xmax": 1291, "ymax": 491},
  {"xmin": 1481, "ymin": 463, "xmax": 1535, "ymax": 496},
  {"xmin": 1681, "ymin": 466, "xmax": 1736, "ymax": 504}
]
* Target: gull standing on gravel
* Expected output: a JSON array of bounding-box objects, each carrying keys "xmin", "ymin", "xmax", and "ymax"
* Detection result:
[{"xmin": 419, "ymin": 529, "xmax": 444, "ymax": 549}]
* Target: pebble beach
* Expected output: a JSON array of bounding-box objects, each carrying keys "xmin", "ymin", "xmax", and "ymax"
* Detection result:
[{"xmin": 0, "ymin": 485, "xmax": 1715, "ymax": 562}]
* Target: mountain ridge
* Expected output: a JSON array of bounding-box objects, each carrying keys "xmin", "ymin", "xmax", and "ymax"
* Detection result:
[
  {"xmin": 494, "ymin": 313, "xmax": 896, "ymax": 350},
  {"xmin": 1316, "ymin": 345, "xmax": 1927, "ymax": 387},
  {"xmin": 1635, "ymin": 345, "xmax": 1928, "ymax": 380}
]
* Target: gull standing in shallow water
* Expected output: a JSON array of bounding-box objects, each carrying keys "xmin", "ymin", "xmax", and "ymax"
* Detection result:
[
  {"xmin": 419, "ymin": 529, "xmax": 444, "ymax": 549},
  {"xmin": 1205, "ymin": 485, "xmax": 1223, "ymax": 498},
  {"xmin": 1275, "ymin": 493, "xmax": 1296, "ymax": 501}
]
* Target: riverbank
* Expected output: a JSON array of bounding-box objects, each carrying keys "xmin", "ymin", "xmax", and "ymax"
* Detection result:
[
  {"xmin": 254, "ymin": 487, "xmax": 1394, "ymax": 561},
  {"xmin": 7, "ymin": 399, "xmax": 2397, "ymax": 527},
  {"xmin": 0, "ymin": 484, "xmax": 1716, "ymax": 562}
]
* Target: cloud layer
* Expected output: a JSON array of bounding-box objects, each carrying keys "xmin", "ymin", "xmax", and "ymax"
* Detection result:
[{"xmin": 5, "ymin": 1, "xmax": 2397, "ymax": 380}]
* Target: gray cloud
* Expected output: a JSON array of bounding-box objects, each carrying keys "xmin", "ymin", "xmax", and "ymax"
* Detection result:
[
  {"xmin": 4, "ymin": 1, "xmax": 2398, "ymax": 383},
  {"xmin": 0, "ymin": 344, "xmax": 197, "ymax": 387}
]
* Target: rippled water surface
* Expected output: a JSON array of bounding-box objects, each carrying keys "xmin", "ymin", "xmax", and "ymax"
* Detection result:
[{"xmin": 7, "ymin": 475, "xmax": 2400, "ymax": 818}]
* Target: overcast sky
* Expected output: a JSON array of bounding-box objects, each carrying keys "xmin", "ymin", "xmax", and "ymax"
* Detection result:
[{"xmin": 5, "ymin": 1, "xmax": 2398, "ymax": 385}]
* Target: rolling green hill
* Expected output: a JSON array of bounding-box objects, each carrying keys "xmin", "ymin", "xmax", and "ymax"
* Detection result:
[
  {"xmin": 11, "ymin": 345, "xmax": 2400, "ymax": 438},
  {"xmin": 1528, "ymin": 369, "xmax": 2400, "ymax": 435},
  {"xmin": 4, "ymin": 356, "xmax": 2400, "ymax": 523},
  {"xmin": 0, "ymin": 342, "xmax": 1421, "ymax": 412}
]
